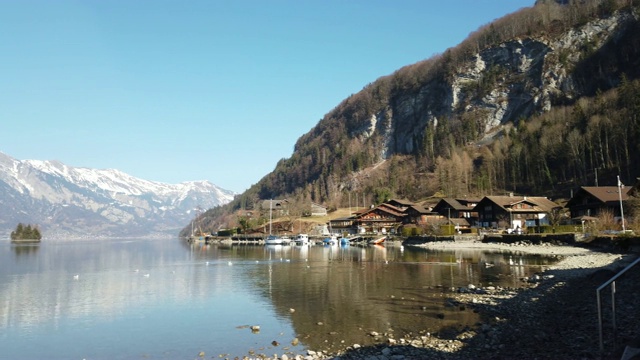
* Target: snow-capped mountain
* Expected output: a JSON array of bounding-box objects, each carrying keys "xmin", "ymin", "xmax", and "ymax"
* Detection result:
[{"xmin": 0, "ymin": 152, "xmax": 235, "ymax": 239}]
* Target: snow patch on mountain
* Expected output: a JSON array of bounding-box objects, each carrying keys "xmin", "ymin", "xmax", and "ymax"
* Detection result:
[{"xmin": 0, "ymin": 152, "xmax": 235, "ymax": 239}]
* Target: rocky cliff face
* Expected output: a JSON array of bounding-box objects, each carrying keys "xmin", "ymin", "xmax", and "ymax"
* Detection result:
[
  {"xmin": 361, "ymin": 10, "xmax": 637, "ymax": 157},
  {"xmin": 0, "ymin": 152, "xmax": 235, "ymax": 239}
]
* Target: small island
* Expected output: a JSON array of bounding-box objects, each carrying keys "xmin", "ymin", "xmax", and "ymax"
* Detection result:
[{"xmin": 10, "ymin": 223, "xmax": 42, "ymax": 243}]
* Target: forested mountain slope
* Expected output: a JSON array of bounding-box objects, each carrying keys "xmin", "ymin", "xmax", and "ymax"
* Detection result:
[{"xmin": 187, "ymin": 0, "xmax": 640, "ymax": 235}]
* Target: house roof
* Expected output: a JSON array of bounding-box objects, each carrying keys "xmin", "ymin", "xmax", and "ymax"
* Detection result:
[
  {"xmin": 479, "ymin": 196, "xmax": 560, "ymax": 213},
  {"xmin": 579, "ymin": 186, "xmax": 631, "ymax": 203},
  {"xmin": 434, "ymin": 198, "xmax": 475, "ymax": 211},
  {"xmin": 386, "ymin": 198, "xmax": 415, "ymax": 207},
  {"xmin": 359, "ymin": 205, "xmax": 406, "ymax": 218},
  {"xmin": 378, "ymin": 203, "xmax": 405, "ymax": 213},
  {"xmin": 405, "ymin": 204, "xmax": 434, "ymax": 214}
]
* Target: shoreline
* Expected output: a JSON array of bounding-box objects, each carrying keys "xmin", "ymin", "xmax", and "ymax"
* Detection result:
[
  {"xmin": 258, "ymin": 241, "xmax": 638, "ymax": 360},
  {"xmin": 405, "ymin": 239, "xmax": 633, "ymax": 275}
]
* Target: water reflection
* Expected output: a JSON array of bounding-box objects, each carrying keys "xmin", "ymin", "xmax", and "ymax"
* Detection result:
[
  {"xmin": 0, "ymin": 239, "xmax": 560, "ymax": 359},
  {"xmin": 11, "ymin": 243, "xmax": 40, "ymax": 258},
  {"xmin": 213, "ymin": 243, "xmax": 558, "ymax": 353}
]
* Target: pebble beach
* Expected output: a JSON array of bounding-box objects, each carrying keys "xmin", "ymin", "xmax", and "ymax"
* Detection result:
[{"xmin": 243, "ymin": 240, "xmax": 640, "ymax": 360}]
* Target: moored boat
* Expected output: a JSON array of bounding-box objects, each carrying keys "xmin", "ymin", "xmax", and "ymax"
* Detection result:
[
  {"xmin": 323, "ymin": 235, "xmax": 337, "ymax": 245},
  {"xmin": 369, "ymin": 236, "xmax": 386, "ymax": 245},
  {"xmin": 265, "ymin": 234, "xmax": 290, "ymax": 245},
  {"xmin": 264, "ymin": 199, "xmax": 291, "ymax": 245},
  {"xmin": 294, "ymin": 233, "xmax": 309, "ymax": 245}
]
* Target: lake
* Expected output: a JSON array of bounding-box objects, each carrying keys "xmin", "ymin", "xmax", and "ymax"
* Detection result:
[{"xmin": 0, "ymin": 238, "xmax": 558, "ymax": 359}]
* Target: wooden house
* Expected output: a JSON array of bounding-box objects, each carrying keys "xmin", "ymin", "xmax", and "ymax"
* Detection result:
[
  {"xmin": 352, "ymin": 204, "xmax": 406, "ymax": 234},
  {"xmin": 328, "ymin": 217, "xmax": 357, "ymax": 235},
  {"xmin": 474, "ymin": 195, "xmax": 561, "ymax": 229},
  {"xmin": 432, "ymin": 198, "xmax": 480, "ymax": 221},
  {"xmin": 565, "ymin": 186, "xmax": 631, "ymax": 219},
  {"xmin": 403, "ymin": 204, "xmax": 442, "ymax": 225}
]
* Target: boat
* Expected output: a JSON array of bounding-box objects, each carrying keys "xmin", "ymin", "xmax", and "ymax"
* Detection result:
[
  {"xmin": 339, "ymin": 237, "xmax": 350, "ymax": 245},
  {"xmin": 323, "ymin": 235, "xmax": 338, "ymax": 245},
  {"xmin": 264, "ymin": 199, "xmax": 289, "ymax": 245},
  {"xmin": 294, "ymin": 233, "xmax": 310, "ymax": 245},
  {"xmin": 265, "ymin": 234, "xmax": 288, "ymax": 245},
  {"xmin": 369, "ymin": 236, "xmax": 386, "ymax": 245}
]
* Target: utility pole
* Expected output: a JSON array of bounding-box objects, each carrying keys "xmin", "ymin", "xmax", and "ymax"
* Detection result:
[{"xmin": 618, "ymin": 175, "xmax": 626, "ymax": 232}]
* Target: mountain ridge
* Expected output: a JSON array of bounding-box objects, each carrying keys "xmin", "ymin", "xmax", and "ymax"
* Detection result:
[
  {"xmin": 0, "ymin": 151, "xmax": 235, "ymax": 239},
  {"xmin": 191, "ymin": 0, "xmax": 640, "ymax": 235}
]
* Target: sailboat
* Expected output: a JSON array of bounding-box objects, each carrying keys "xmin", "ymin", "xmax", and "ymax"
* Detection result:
[
  {"xmin": 265, "ymin": 199, "xmax": 288, "ymax": 245},
  {"xmin": 294, "ymin": 233, "xmax": 310, "ymax": 245}
]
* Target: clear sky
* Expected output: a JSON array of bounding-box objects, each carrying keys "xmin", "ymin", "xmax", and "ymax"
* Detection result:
[{"xmin": 1, "ymin": 0, "xmax": 533, "ymax": 193}]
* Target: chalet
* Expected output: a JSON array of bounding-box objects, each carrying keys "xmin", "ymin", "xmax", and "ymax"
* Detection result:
[
  {"xmin": 474, "ymin": 195, "xmax": 561, "ymax": 229},
  {"xmin": 404, "ymin": 204, "xmax": 442, "ymax": 225},
  {"xmin": 565, "ymin": 186, "xmax": 631, "ymax": 219},
  {"xmin": 432, "ymin": 198, "xmax": 480, "ymax": 221},
  {"xmin": 352, "ymin": 204, "xmax": 406, "ymax": 234},
  {"xmin": 328, "ymin": 217, "xmax": 357, "ymax": 235},
  {"xmin": 360, "ymin": 207, "xmax": 405, "ymax": 234},
  {"xmin": 377, "ymin": 202, "xmax": 406, "ymax": 214}
]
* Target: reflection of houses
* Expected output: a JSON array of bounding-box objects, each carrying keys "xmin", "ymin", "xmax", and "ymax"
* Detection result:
[
  {"xmin": 474, "ymin": 195, "xmax": 561, "ymax": 229},
  {"xmin": 565, "ymin": 186, "xmax": 631, "ymax": 219}
]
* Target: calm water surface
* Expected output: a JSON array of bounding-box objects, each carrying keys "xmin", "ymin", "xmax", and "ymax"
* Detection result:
[{"xmin": 0, "ymin": 238, "xmax": 559, "ymax": 359}]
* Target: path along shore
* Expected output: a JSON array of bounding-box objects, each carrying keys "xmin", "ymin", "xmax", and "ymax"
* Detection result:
[{"xmin": 245, "ymin": 239, "xmax": 640, "ymax": 360}]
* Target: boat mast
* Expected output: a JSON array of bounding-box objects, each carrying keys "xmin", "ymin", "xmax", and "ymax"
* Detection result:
[{"xmin": 269, "ymin": 199, "xmax": 273, "ymax": 235}]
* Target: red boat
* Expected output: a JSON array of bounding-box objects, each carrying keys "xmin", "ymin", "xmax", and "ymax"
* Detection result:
[{"xmin": 369, "ymin": 236, "xmax": 386, "ymax": 245}]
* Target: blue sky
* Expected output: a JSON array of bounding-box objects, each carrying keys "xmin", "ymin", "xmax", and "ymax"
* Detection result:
[{"xmin": 1, "ymin": 0, "xmax": 533, "ymax": 193}]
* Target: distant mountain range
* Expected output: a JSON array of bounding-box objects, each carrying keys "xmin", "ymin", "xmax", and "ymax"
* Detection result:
[{"xmin": 0, "ymin": 152, "xmax": 235, "ymax": 239}]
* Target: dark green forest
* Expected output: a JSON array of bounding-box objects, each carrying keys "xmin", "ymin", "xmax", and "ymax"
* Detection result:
[
  {"xmin": 184, "ymin": 0, "xmax": 640, "ymax": 235},
  {"xmin": 10, "ymin": 223, "xmax": 42, "ymax": 241}
]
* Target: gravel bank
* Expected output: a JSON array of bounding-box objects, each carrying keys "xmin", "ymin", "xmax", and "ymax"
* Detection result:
[{"xmin": 269, "ymin": 241, "xmax": 640, "ymax": 360}]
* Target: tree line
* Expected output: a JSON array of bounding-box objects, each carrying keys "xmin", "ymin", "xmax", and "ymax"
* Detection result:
[
  {"xmin": 185, "ymin": 0, "xmax": 640, "ymax": 234},
  {"xmin": 10, "ymin": 223, "xmax": 42, "ymax": 241},
  {"xmin": 253, "ymin": 0, "xmax": 640, "ymax": 204}
]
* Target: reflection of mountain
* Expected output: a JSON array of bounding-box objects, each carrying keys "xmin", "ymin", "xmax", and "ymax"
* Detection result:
[
  {"xmin": 0, "ymin": 240, "xmax": 221, "ymax": 330},
  {"xmin": 0, "ymin": 241, "xmax": 560, "ymax": 358},
  {"xmin": 245, "ymin": 244, "xmax": 556, "ymax": 352}
]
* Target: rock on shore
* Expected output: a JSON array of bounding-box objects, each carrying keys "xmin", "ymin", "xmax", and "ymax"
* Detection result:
[{"xmin": 257, "ymin": 241, "xmax": 639, "ymax": 360}]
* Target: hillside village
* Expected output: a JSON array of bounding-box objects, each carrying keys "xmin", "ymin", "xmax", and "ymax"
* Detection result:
[
  {"xmin": 193, "ymin": 1, "xmax": 640, "ymax": 240},
  {"xmin": 226, "ymin": 179, "xmax": 637, "ymax": 239}
]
